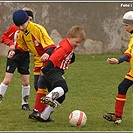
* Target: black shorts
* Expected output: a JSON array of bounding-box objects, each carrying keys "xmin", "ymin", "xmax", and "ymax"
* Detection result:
[
  {"xmin": 38, "ymin": 68, "xmax": 66, "ymax": 92},
  {"xmin": 6, "ymin": 51, "xmax": 30, "ymax": 74},
  {"xmin": 118, "ymin": 78, "xmax": 133, "ymax": 94}
]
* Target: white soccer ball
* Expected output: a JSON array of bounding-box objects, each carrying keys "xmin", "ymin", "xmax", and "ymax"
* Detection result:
[{"xmin": 69, "ymin": 110, "xmax": 87, "ymax": 127}]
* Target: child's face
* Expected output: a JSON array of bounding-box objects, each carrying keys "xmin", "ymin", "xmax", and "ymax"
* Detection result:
[
  {"xmin": 123, "ymin": 24, "xmax": 133, "ymax": 33},
  {"xmin": 18, "ymin": 20, "xmax": 29, "ymax": 32},
  {"xmin": 68, "ymin": 37, "xmax": 83, "ymax": 49}
]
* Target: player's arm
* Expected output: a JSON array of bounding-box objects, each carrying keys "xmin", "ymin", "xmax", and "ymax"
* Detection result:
[
  {"xmin": 45, "ymin": 47, "xmax": 55, "ymax": 56},
  {"xmin": 39, "ymin": 26, "xmax": 54, "ymax": 47},
  {"xmin": 37, "ymin": 26, "xmax": 56, "ymax": 62},
  {"xmin": 107, "ymin": 55, "xmax": 130, "ymax": 64},
  {"xmin": 40, "ymin": 47, "xmax": 55, "ymax": 62},
  {"xmin": 1, "ymin": 34, "xmax": 15, "ymax": 50},
  {"xmin": 0, "ymin": 30, "xmax": 14, "ymax": 46},
  {"xmin": 0, "ymin": 25, "xmax": 18, "ymax": 46},
  {"xmin": 70, "ymin": 52, "xmax": 75, "ymax": 64},
  {"xmin": 117, "ymin": 54, "xmax": 130, "ymax": 64},
  {"xmin": 41, "ymin": 47, "xmax": 65, "ymax": 75},
  {"xmin": 8, "ymin": 41, "xmax": 27, "ymax": 58},
  {"xmin": 1, "ymin": 34, "xmax": 14, "ymax": 46}
]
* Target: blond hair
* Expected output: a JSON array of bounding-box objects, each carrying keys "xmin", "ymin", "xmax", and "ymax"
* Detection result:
[
  {"xmin": 22, "ymin": 7, "xmax": 34, "ymax": 20},
  {"xmin": 67, "ymin": 25, "xmax": 86, "ymax": 41},
  {"xmin": 22, "ymin": 7, "xmax": 33, "ymax": 12}
]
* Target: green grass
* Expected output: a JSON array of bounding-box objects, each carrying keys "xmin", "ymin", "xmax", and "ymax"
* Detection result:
[{"xmin": 0, "ymin": 54, "xmax": 133, "ymax": 131}]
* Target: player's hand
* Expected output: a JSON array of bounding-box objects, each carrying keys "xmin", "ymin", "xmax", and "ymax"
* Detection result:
[
  {"xmin": 7, "ymin": 51, "xmax": 15, "ymax": 58},
  {"xmin": 107, "ymin": 58, "xmax": 119, "ymax": 64},
  {"xmin": 9, "ymin": 45, "xmax": 15, "ymax": 51},
  {"xmin": 40, "ymin": 53, "xmax": 49, "ymax": 62}
]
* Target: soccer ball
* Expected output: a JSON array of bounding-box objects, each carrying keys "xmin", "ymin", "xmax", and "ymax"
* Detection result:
[{"xmin": 69, "ymin": 110, "xmax": 87, "ymax": 127}]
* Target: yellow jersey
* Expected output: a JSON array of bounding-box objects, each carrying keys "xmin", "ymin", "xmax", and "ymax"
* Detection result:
[
  {"xmin": 16, "ymin": 21, "xmax": 55, "ymax": 68},
  {"xmin": 124, "ymin": 33, "xmax": 133, "ymax": 81}
]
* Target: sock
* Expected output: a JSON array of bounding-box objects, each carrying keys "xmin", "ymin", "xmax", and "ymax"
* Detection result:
[
  {"xmin": 22, "ymin": 85, "xmax": 30, "ymax": 105},
  {"xmin": 34, "ymin": 88, "xmax": 48, "ymax": 113},
  {"xmin": 115, "ymin": 94, "xmax": 126, "ymax": 117},
  {"xmin": 0, "ymin": 83, "xmax": 8, "ymax": 97},
  {"xmin": 47, "ymin": 87, "xmax": 64, "ymax": 100},
  {"xmin": 41, "ymin": 105, "xmax": 56, "ymax": 120}
]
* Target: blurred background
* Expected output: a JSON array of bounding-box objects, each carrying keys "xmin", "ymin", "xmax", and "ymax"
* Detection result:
[{"xmin": 0, "ymin": 2, "xmax": 133, "ymax": 56}]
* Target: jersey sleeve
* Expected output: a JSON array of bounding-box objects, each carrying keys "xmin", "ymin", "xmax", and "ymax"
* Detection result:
[
  {"xmin": 124, "ymin": 40, "xmax": 133, "ymax": 60},
  {"xmin": 0, "ymin": 25, "xmax": 18, "ymax": 46},
  {"xmin": 35, "ymin": 25, "xmax": 54, "ymax": 48}
]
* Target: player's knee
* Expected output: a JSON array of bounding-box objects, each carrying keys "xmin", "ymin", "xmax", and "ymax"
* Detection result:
[
  {"xmin": 34, "ymin": 83, "xmax": 38, "ymax": 91},
  {"xmin": 54, "ymin": 80, "xmax": 68, "ymax": 93},
  {"xmin": 34, "ymin": 75, "xmax": 39, "ymax": 91},
  {"xmin": 38, "ymin": 77, "xmax": 47, "ymax": 88},
  {"xmin": 22, "ymin": 80, "xmax": 29, "ymax": 86},
  {"xmin": 2, "ymin": 78, "xmax": 11, "ymax": 85},
  {"xmin": 118, "ymin": 84, "xmax": 127, "ymax": 94}
]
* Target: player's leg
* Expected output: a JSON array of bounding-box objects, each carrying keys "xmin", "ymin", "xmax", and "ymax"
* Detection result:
[
  {"xmin": 0, "ymin": 72, "xmax": 14, "ymax": 103},
  {"xmin": 38, "ymin": 71, "xmax": 68, "ymax": 122},
  {"xmin": 21, "ymin": 74, "xmax": 31, "ymax": 110},
  {"xmin": 103, "ymin": 78, "xmax": 133, "ymax": 124},
  {"xmin": 33, "ymin": 67, "xmax": 41, "ymax": 91},
  {"xmin": 41, "ymin": 86, "xmax": 65, "ymax": 108},
  {"xmin": 39, "ymin": 94, "xmax": 65, "ymax": 122},
  {"xmin": 33, "ymin": 68, "xmax": 48, "ymax": 113},
  {"xmin": 33, "ymin": 87, "xmax": 48, "ymax": 113},
  {"xmin": 114, "ymin": 78, "xmax": 132, "ymax": 124},
  {"xmin": 34, "ymin": 75, "xmax": 39, "ymax": 91},
  {"xmin": 0, "ymin": 57, "xmax": 16, "ymax": 103},
  {"xmin": 18, "ymin": 52, "xmax": 31, "ymax": 110},
  {"xmin": 41, "ymin": 71, "xmax": 68, "ymax": 108},
  {"xmin": 29, "ymin": 75, "xmax": 48, "ymax": 119}
]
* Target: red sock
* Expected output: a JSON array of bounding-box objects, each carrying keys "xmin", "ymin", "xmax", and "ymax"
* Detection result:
[
  {"xmin": 34, "ymin": 88, "xmax": 47, "ymax": 113},
  {"xmin": 115, "ymin": 94, "xmax": 126, "ymax": 117}
]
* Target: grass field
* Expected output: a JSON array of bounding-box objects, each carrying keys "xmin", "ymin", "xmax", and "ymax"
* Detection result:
[{"xmin": 0, "ymin": 54, "xmax": 132, "ymax": 132}]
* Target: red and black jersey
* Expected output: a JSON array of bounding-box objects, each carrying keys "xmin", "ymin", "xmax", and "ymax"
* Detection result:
[
  {"xmin": 0, "ymin": 24, "xmax": 19, "ymax": 47},
  {"xmin": 49, "ymin": 38, "xmax": 74, "ymax": 70},
  {"xmin": 41, "ymin": 38, "xmax": 75, "ymax": 75}
]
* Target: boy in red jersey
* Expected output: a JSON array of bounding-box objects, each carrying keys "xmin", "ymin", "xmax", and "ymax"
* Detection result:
[
  {"xmin": 8, "ymin": 9, "xmax": 56, "ymax": 115},
  {"xmin": 28, "ymin": 25, "xmax": 86, "ymax": 122},
  {"xmin": 0, "ymin": 7, "xmax": 34, "ymax": 110},
  {"xmin": 103, "ymin": 11, "xmax": 133, "ymax": 124}
]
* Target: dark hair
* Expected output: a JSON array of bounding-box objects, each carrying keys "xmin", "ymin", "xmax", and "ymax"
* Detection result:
[{"xmin": 25, "ymin": 10, "xmax": 34, "ymax": 19}]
